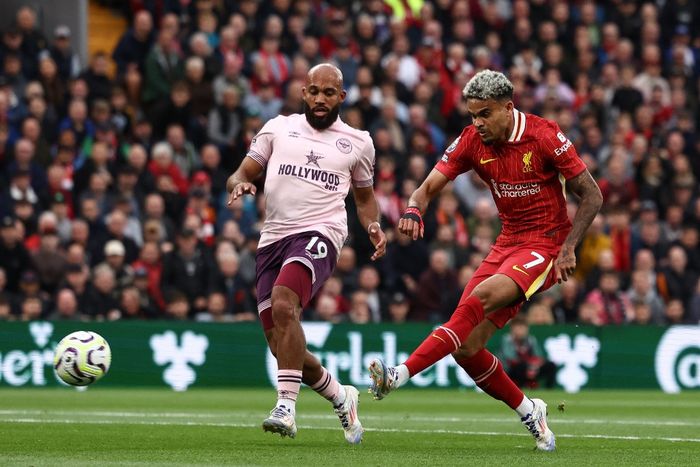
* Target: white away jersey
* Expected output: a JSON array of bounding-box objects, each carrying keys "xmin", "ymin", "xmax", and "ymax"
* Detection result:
[{"xmin": 246, "ymin": 113, "xmax": 375, "ymax": 253}]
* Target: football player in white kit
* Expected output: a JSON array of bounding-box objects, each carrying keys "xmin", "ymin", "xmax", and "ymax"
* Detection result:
[{"xmin": 226, "ymin": 63, "xmax": 386, "ymax": 443}]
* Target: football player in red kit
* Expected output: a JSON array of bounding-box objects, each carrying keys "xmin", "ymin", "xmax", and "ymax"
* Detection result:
[{"xmin": 369, "ymin": 70, "xmax": 602, "ymax": 451}]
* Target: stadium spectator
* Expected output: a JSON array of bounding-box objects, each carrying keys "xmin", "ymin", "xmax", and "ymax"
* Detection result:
[
  {"xmin": 551, "ymin": 276, "xmax": 582, "ymax": 324},
  {"xmin": 207, "ymin": 86, "xmax": 244, "ymax": 155},
  {"xmin": 209, "ymin": 248, "xmax": 255, "ymax": 320},
  {"xmin": 31, "ymin": 215, "xmax": 67, "ymax": 293},
  {"xmin": 385, "ymin": 291, "xmax": 410, "ymax": 323},
  {"xmin": 142, "ymin": 29, "xmax": 183, "ymax": 108},
  {"xmin": 160, "ymin": 228, "xmax": 213, "ymax": 313},
  {"xmin": 656, "ymin": 245, "xmax": 698, "ymax": 308},
  {"xmin": 84, "ymin": 263, "xmax": 119, "ymax": 320},
  {"xmin": 663, "ymin": 298, "xmax": 686, "ymax": 324},
  {"xmin": 348, "ymin": 290, "xmax": 372, "ymax": 324},
  {"xmin": 585, "ymin": 270, "xmax": 634, "ymax": 325},
  {"xmin": 164, "ymin": 290, "xmax": 190, "ymax": 320},
  {"xmin": 15, "ymin": 6, "xmax": 46, "ymax": 66},
  {"xmin": 46, "ymin": 26, "xmax": 79, "ymax": 82},
  {"xmin": 195, "ymin": 291, "xmax": 232, "ymax": 322},
  {"xmin": 498, "ymin": 315, "xmax": 556, "ymax": 389},
  {"xmin": 0, "ymin": 216, "xmax": 31, "ymax": 293},
  {"xmin": 20, "ymin": 294, "xmax": 44, "ymax": 321},
  {"xmin": 627, "ymin": 269, "xmax": 665, "ymax": 324},
  {"xmin": 61, "ymin": 262, "xmax": 90, "ymax": 312},
  {"xmin": 118, "ymin": 285, "xmax": 155, "ymax": 320},
  {"xmin": 48, "ymin": 287, "xmax": 81, "ymax": 320},
  {"xmin": 0, "ymin": 295, "xmax": 11, "ymax": 320},
  {"xmin": 309, "ymin": 293, "xmax": 343, "ymax": 324},
  {"xmin": 410, "ymin": 248, "xmax": 459, "ymax": 322},
  {"xmin": 526, "ymin": 302, "xmax": 556, "ymax": 326},
  {"xmin": 356, "ymin": 264, "xmax": 385, "ymax": 323}
]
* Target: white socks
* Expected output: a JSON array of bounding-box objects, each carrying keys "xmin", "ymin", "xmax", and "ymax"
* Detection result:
[
  {"xmin": 515, "ymin": 396, "xmax": 535, "ymax": 418},
  {"xmin": 395, "ymin": 364, "xmax": 410, "ymax": 387}
]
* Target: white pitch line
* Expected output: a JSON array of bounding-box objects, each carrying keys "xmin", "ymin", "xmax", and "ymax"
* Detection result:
[
  {"xmin": 569, "ymin": 400, "xmax": 700, "ymax": 408},
  {"xmin": 1, "ymin": 409, "xmax": 699, "ymax": 428},
  {"xmin": 300, "ymin": 414, "xmax": 700, "ymax": 428},
  {"xmin": 2, "ymin": 416, "xmax": 700, "ymax": 444},
  {"xmin": 0, "ymin": 409, "xmax": 237, "ymax": 419}
]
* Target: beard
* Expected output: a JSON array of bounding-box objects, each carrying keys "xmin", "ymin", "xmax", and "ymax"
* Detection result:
[{"xmin": 304, "ymin": 102, "xmax": 340, "ymax": 130}]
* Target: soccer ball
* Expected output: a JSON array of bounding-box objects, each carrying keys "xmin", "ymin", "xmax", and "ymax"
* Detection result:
[{"xmin": 54, "ymin": 331, "xmax": 112, "ymax": 386}]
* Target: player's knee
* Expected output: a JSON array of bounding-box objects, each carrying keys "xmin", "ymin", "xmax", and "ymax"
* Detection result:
[
  {"xmin": 470, "ymin": 286, "xmax": 499, "ymax": 313},
  {"xmin": 270, "ymin": 298, "xmax": 297, "ymax": 327},
  {"xmin": 452, "ymin": 341, "xmax": 483, "ymax": 360}
]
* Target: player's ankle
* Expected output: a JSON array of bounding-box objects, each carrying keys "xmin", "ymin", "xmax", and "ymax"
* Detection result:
[
  {"xmin": 332, "ymin": 384, "xmax": 347, "ymax": 407},
  {"xmin": 515, "ymin": 396, "xmax": 534, "ymax": 418},
  {"xmin": 276, "ymin": 399, "xmax": 296, "ymax": 414},
  {"xmin": 395, "ymin": 364, "xmax": 410, "ymax": 388}
]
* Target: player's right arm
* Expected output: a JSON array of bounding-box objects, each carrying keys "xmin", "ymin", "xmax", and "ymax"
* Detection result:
[
  {"xmin": 398, "ymin": 168, "xmax": 450, "ymax": 240},
  {"xmin": 226, "ymin": 116, "xmax": 278, "ymax": 204},
  {"xmin": 226, "ymin": 157, "xmax": 264, "ymax": 205},
  {"xmin": 399, "ymin": 131, "xmax": 472, "ymax": 240}
]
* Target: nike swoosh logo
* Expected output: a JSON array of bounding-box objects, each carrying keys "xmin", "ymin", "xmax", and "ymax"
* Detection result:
[
  {"xmin": 512, "ymin": 265, "xmax": 530, "ymax": 275},
  {"xmin": 480, "ymin": 157, "xmax": 497, "ymax": 164},
  {"xmin": 431, "ymin": 334, "xmax": 446, "ymax": 344}
]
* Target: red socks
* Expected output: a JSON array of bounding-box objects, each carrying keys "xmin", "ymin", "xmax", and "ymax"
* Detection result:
[
  {"xmin": 402, "ymin": 293, "xmax": 522, "ymax": 410},
  {"xmin": 456, "ymin": 349, "xmax": 524, "ymax": 409},
  {"xmin": 404, "ymin": 295, "xmax": 484, "ymax": 376}
]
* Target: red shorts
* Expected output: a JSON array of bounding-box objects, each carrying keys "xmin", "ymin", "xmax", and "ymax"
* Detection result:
[{"xmin": 461, "ymin": 242, "xmax": 560, "ymax": 328}]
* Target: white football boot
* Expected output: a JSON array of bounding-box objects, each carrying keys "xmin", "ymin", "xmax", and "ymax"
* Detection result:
[
  {"xmin": 368, "ymin": 358, "xmax": 398, "ymax": 400},
  {"xmin": 262, "ymin": 405, "xmax": 297, "ymax": 438},
  {"xmin": 334, "ymin": 385, "xmax": 363, "ymax": 444},
  {"xmin": 521, "ymin": 398, "xmax": 556, "ymax": 451}
]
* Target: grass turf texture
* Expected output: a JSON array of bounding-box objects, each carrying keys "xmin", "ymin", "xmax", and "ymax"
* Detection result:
[{"xmin": 1, "ymin": 388, "xmax": 698, "ymax": 466}]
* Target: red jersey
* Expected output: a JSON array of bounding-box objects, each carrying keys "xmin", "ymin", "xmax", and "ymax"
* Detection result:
[{"xmin": 435, "ymin": 110, "xmax": 586, "ymax": 246}]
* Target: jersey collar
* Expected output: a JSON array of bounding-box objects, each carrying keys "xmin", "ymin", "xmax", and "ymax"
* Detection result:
[{"xmin": 507, "ymin": 108, "xmax": 527, "ymax": 143}]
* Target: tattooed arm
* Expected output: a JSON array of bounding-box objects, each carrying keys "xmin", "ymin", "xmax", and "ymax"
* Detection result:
[{"xmin": 556, "ymin": 169, "xmax": 603, "ymax": 282}]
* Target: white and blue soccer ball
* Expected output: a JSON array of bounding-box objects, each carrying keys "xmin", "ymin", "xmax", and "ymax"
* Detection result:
[{"xmin": 53, "ymin": 331, "xmax": 112, "ymax": 386}]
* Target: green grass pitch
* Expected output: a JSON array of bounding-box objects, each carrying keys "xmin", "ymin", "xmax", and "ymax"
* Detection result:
[{"xmin": 1, "ymin": 388, "xmax": 699, "ymax": 466}]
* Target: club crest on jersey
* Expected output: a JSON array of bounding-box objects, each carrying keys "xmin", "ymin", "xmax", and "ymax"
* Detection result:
[
  {"xmin": 446, "ymin": 136, "xmax": 460, "ymax": 153},
  {"xmin": 336, "ymin": 138, "xmax": 352, "ymax": 154},
  {"xmin": 522, "ymin": 151, "xmax": 534, "ymax": 172},
  {"xmin": 305, "ymin": 150, "xmax": 324, "ymax": 167}
]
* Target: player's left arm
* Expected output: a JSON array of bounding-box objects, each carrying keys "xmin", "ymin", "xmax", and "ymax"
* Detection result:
[
  {"xmin": 556, "ymin": 169, "xmax": 603, "ymax": 282},
  {"xmin": 352, "ymin": 186, "xmax": 387, "ymax": 261}
]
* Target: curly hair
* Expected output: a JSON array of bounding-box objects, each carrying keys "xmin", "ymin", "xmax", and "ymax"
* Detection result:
[{"xmin": 462, "ymin": 70, "xmax": 514, "ymax": 101}]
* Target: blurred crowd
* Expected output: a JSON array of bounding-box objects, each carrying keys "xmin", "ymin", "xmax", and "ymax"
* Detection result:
[{"xmin": 0, "ymin": 0, "xmax": 699, "ymax": 325}]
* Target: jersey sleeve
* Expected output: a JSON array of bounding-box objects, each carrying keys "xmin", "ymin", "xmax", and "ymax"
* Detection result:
[
  {"xmin": 246, "ymin": 117, "xmax": 279, "ymax": 169},
  {"xmin": 434, "ymin": 131, "xmax": 473, "ymax": 180},
  {"xmin": 539, "ymin": 121, "xmax": 587, "ymax": 180},
  {"xmin": 351, "ymin": 135, "xmax": 375, "ymax": 188}
]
